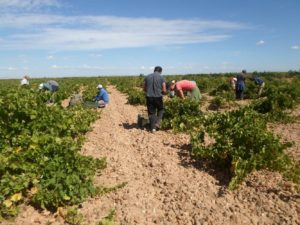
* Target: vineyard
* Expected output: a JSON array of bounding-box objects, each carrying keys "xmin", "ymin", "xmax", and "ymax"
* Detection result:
[{"xmin": 1, "ymin": 72, "xmax": 300, "ymax": 224}]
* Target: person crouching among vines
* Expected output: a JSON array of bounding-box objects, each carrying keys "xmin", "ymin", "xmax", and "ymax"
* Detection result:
[
  {"xmin": 20, "ymin": 75, "xmax": 30, "ymax": 86},
  {"xmin": 169, "ymin": 80, "xmax": 202, "ymax": 102},
  {"xmin": 38, "ymin": 80, "xmax": 59, "ymax": 103},
  {"xmin": 39, "ymin": 80, "xmax": 59, "ymax": 92},
  {"xmin": 250, "ymin": 76, "xmax": 265, "ymax": 97},
  {"xmin": 94, "ymin": 84, "xmax": 109, "ymax": 108}
]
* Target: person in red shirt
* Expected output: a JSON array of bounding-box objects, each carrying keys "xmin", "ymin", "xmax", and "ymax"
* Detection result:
[{"xmin": 169, "ymin": 80, "xmax": 201, "ymax": 102}]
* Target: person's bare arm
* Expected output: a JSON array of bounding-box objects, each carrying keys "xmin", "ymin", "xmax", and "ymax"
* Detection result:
[
  {"xmin": 162, "ymin": 82, "xmax": 167, "ymax": 94},
  {"xmin": 177, "ymin": 89, "xmax": 184, "ymax": 99},
  {"xmin": 143, "ymin": 81, "xmax": 147, "ymax": 93}
]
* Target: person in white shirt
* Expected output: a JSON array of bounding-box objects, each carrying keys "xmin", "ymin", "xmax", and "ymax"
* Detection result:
[
  {"xmin": 20, "ymin": 75, "xmax": 30, "ymax": 86},
  {"xmin": 230, "ymin": 77, "xmax": 237, "ymax": 90}
]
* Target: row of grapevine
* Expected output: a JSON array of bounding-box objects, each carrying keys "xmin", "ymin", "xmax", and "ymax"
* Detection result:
[{"xmin": 0, "ymin": 77, "xmax": 108, "ymax": 219}]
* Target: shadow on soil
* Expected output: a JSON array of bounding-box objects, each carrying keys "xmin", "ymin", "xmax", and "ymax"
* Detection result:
[
  {"xmin": 122, "ymin": 122, "xmax": 139, "ymax": 130},
  {"xmin": 172, "ymin": 143, "xmax": 231, "ymax": 197}
]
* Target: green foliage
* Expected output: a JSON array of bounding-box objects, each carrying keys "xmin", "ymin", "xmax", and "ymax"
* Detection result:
[
  {"xmin": 191, "ymin": 107, "xmax": 299, "ymax": 189},
  {"xmin": 97, "ymin": 209, "xmax": 116, "ymax": 225},
  {"xmin": 110, "ymin": 76, "xmax": 145, "ymax": 105},
  {"xmin": 209, "ymin": 83, "xmax": 231, "ymax": 96},
  {"xmin": 251, "ymin": 83, "xmax": 300, "ymax": 122},
  {"xmin": 208, "ymin": 96, "xmax": 227, "ymax": 111},
  {"xmin": 0, "ymin": 83, "xmax": 106, "ymax": 218},
  {"xmin": 64, "ymin": 206, "xmax": 85, "ymax": 225},
  {"xmin": 127, "ymin": 89, "xmax": 146, "ymax": 105},
  {"xmin": 162, "ymin": 98, "xmax": 203, "ymax": 132}
]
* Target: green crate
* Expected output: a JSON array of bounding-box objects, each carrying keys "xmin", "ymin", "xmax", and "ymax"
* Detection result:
[{"xmin": 137, "ymin": 114, "xmax": 149, "ymax": 128}]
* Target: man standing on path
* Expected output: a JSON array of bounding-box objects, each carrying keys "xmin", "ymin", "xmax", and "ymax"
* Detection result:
[{"xmin": 144, "ymin": 66, "xmax": 166, "ymax": 133}]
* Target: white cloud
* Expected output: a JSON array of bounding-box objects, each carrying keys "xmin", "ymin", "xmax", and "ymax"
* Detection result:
[
  {"xmin": 80, "ymin": 64, "xmax": 103, "ymax": 70},
  {"xmin": 291, "ymin": 45, "xmax": 299, "ymax": 50},
  {"xmin": 90, "ymin": 53, "xmax": 103, "ymax": 57},
  {"xmin": 51, "ymin": 64, "xmax": 103, "ymax": 70},
  {"xmin": 0, "ymin": 0, "xmax": 60, "ymax": 11},
  {"xmin": 0, "ymin": 66, "xmax": 18, "ymax": 71},
  {"xmin": 47, "ymin": 55, "xmax": 54, "ymax": 59},
  {"xmin": 51, "ymin": 64, "xmax": 64, "ymax": 69},
  {"xmin": 0, "ymin": 14, "xmax": 247, "ymax": 51},
  {"xmin": 8, "ymin": 66, "xmax": 17, "ymax": 71},
  {"xmin": 256, "ymin": 40, "xmax": 265, "ymax": 45}
]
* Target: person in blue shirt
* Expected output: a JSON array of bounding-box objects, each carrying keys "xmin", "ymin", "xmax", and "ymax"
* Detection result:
[
  {"xmin": 39, "ymin": 80, "xmax": 59, "ymax": 92},
  {"xmin": 235, "ymin": 70, "xmax": 246, "ymax": 100},
  {"xmin": 94, "ymin": 84, "xmax": 109, "ymax": 108},
  {"xmin": 251, "ymin": 76, "xmax": 265, "ymax": 96}
]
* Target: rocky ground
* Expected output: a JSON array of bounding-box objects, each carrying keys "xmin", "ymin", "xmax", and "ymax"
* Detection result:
[{"xmin": 2, "ymin": 86, "xmax": 299, "ymax": 225}]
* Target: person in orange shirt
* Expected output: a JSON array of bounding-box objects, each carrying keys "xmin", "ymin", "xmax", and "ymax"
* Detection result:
[{"xmin": 169, "ymin": 80, "xmax": 201, "ymax": 102}]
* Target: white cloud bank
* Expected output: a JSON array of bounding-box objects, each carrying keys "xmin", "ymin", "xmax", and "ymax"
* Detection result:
[
  {"xmin": 0, "ymin": 0, "xmax": 60, "ymax": 10},
  {"xmin": 291, "ymin": 45, "xmax": 299, "ymax": 50},
  {"xmin": 0, "ymin": 14, "xmax": 247, "ymax": 51}
]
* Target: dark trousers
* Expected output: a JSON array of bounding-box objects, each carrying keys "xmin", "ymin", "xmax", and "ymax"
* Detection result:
[
  {"xmin": 146, "ymin": 97, "xmax": 164, "ymax": 130},
  {"xmin": 236, "ymin": 90, "xmax": 244, "ymax": 100}
]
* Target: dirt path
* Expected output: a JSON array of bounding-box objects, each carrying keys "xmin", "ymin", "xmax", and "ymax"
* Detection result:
[
  {"xmin": 79, "ymin": 86, "xmax": 299, "ymax": 225},
  {"xmin": 4, "ymin": 86, "xmax": 299, "ymax": 225}
]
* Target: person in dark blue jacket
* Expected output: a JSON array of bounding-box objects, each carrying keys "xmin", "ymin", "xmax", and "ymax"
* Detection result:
[
  {"xmin": 94, "ymin": 84, "xmax": 109, "ymax": 108},
  {"xmin": 235, "ymin": 70, "xmax": 246, "ymax": 100},
  {"xmin": 252, "ymin": 76, "xmax": 265, "ymax": 96}
]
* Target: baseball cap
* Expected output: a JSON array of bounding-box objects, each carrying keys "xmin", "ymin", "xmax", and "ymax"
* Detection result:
[{"xmin": 97, "ymin": 84, "xmax": 103, "ymax": 89}]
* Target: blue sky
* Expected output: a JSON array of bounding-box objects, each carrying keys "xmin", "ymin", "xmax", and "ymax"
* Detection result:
[{"xmin": 0, "ymin": 0, "xmax": 299, "ymax": 78}]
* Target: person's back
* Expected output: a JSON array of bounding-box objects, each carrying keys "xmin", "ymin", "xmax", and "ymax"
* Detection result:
[
  {"xmin": 236, "ymin": 74, "xmax": 245, "ymax": 84},
  {"xmin": 98, "ymin": 88, "xmax": 109, "ymax": 103},
  {"xmin": 230, "ymin": 77, "xmax": 237, "ymax": 90},
  {"xmin": 235, "ymin": 70, "xmax": 246, "ymax": 100},
  {"xmin": 175, "ymin": 80, "xmax": 196, "ymax": 91},
  {"xmin": 144, "ymin": 66, "xmax": 166, "ymax": 133},
  {"xmin": 253, "ymin": 77, "xmax": 264, "ymax": 85},
  {"xmin": 94, "ymin": 84, "xmax": 109, "ymax": 108},
  {"xmin": 253, "ymin": 77, "xmax": 265, "ymax": 96},
  {"xmin": 48, "ymin": 80, "xmax": 59, "ymax": 87},
  {"xmin": 48, "ymin": 80, "xmax": 59, "ymax": 92},
  {"xmin": 144, "ymin": 72, "xmax": 165, "ymax": 97},
  {"xmin": 21, "ymin": 76, "xmax": 29, "ymax": 86}
]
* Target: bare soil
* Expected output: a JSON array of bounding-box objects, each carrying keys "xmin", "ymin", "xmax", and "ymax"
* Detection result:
[{"xmin": 2, "ymin": 86, "xmax": 299, "ymax": 225}]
